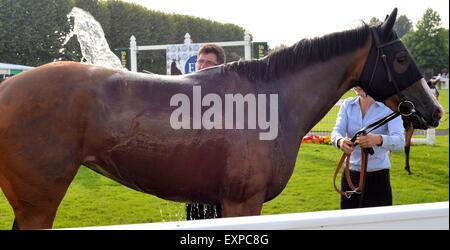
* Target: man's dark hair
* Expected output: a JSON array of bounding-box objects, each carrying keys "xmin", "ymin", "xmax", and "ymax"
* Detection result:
[{"xmin": 198, "ymin": 43, "xmax": 226, "ymax": 64}]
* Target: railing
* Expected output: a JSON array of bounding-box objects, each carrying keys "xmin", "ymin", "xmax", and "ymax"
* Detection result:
[
  {"xmin": 71, "ymin": 201, "xmax": 449, "ymax": 230},
  {"xmin": 129, "ymin": 32, "xmax": 252, "ymax": 73}
]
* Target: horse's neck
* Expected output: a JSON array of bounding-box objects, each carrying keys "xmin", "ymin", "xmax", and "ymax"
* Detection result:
[{"xmin": 279, "ymin": 52, "xmax": 364, "ymax": 139}]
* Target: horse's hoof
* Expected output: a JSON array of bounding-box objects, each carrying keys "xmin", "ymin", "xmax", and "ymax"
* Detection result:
[{"xmin": 404, "ymin": 167, "xmax": 412, "ymax": 175}]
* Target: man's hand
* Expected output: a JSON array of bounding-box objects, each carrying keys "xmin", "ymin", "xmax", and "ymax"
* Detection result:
[
  {"xmin": 338, "ymin": 138, "xmax": 354, "ymax": 155},
  {"xmin": 356, "ymin": 134, "xmax": 382, "ymax": 148}
]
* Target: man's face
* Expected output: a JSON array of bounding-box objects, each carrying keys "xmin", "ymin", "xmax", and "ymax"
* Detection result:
[{"xmin": 196, "ymin": 53, "xmax": 219, "ymax": 71}]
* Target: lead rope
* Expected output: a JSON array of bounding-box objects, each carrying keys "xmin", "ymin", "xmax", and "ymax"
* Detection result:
[
  {"xmin": 333, "ymin": 148, "xmax": 368, "ymax": 200},
  {"xmin": 333, "ymin": 112, "xmax": 400, "ymax": 206}
]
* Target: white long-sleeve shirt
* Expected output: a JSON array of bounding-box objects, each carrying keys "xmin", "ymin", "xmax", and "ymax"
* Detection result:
[{"xmin": 331, "ymin": 97, "xmax": 405, "ymax": 172}]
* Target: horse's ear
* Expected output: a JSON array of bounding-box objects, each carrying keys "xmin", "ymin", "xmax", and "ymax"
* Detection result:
[{"xmin": 381, "ymin": 8, "xmax": 397, "ymax": 38}]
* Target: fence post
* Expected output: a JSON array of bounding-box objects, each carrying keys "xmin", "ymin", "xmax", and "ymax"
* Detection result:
[
  {"xmin": 426, "ymin": 129, "xmax": 436, "ymax": 145},
  {"xmin": 184, "ymin": 33, "xmax": 192, "ymax": 45},
  {"xmin": 130, "ymin": 35, "xmax": 137, "ymax": 72},
  {"xmin": 244, "ymin": 31, "xmax": 251, "ymax": 60}
]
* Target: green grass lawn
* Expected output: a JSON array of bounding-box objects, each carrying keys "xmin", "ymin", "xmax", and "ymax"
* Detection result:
[
  {"xmin": 1, "ymin": 135, "xmax": 447, "ymax": 229},
  {"xmin": 263, "ymin": 135, "xmax": 449, "ymax": 214}
]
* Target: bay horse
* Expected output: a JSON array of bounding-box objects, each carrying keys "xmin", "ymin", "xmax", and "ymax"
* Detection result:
[
  {"xmin": 0, "ymin": 9, "xmax": 443, "ymax": 229},
  {"xmin": 403, "ymin": 77, "xmax": 441, "ymax": 175}
]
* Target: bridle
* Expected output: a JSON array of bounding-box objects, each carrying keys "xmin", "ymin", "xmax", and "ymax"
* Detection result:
[
  {"xmin": 361, "ymin": 27, "xmax": 417, "ymax": 117},
  {"xmin": 333, "ymin": 27, "xmax": 419, "ymax": 207}
]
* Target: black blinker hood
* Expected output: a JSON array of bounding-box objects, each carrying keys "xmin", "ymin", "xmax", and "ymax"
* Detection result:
[{"xmin": 358, "ymin": 27, "xmax": 423, "ymax": 101}]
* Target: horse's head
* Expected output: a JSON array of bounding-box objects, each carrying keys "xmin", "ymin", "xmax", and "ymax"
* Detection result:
[{"xmin": 358, "ymin": 8, "xmax": 443, "ymax": 129}]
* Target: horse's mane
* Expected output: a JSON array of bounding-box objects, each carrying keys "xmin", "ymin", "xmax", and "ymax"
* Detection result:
[{"xmin": 222, "ymin": 24, "xmax": 370, "ymax": 82}]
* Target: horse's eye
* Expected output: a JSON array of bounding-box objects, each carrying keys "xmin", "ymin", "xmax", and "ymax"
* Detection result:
[
  {"xmin": 393, "ymin": 51, "xmax": 410, "ymax": 74},
  {"xmin": 397, "ymin": 55, "xmax": 408, "ymax": 64}
]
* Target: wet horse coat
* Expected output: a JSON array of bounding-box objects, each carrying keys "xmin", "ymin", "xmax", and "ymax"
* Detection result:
[{"xmin": 0, "ymin": 9, "xmax": 443, "ymax": 229}]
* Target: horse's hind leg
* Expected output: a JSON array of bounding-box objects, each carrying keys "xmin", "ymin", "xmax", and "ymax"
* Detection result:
[
  {"xmin": 404, "ymin": 127, "xmax": 414, "ymax": 175},
  {"xmin": 0, "ymin": 160, "xmax": 80, "ymax": 229},
  {"xmin": 404, "ymin": 144, "xmax": 412, "ymax": 175},
  {"xmin": 221, "ymin": 192, "xmax": 265, "ymax": 218}
]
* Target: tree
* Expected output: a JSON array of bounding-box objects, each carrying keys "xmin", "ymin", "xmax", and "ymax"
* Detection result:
[
  {"xmin": 368, "ymin": 17, "xmax": 381, "ymax": 26},
  {"xmin": 393, "ymin": 15, "xmax": 413, "ymax": 38},
  {"xmin": 368, "ymin": 15, "xmax": 412, "ymax": 38},
  {"xmin": 0, "ymin": 0, "xmax": 246, "ymax": 72},
  {"xmin": 436, "ymin": 28, "xmax": 449, "ymax": 73},
  {"xmin": 0, "ymin": 0, "xmax": 73, "ymax": 66},
  {"xmin": 403, "ymin": 8, "xmax": 448, "ymax": 75}
]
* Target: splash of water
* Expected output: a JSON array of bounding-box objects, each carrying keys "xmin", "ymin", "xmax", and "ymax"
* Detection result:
[
  {"xmin": 61, "ymin": 7, "xmax": 124, "ymax": 70},
  {"xmin": 159, "ymin": 201, "xmax": 186, "ymax": 222}
]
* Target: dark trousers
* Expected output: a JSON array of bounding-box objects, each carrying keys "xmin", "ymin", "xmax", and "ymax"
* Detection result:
[
  {"xmin": 340, "ymin": 169, "xmax": 392, "ymax": 209},
  {"xmin": 186, "ymin": 203, "xmax": 222, "ymax": 220}
]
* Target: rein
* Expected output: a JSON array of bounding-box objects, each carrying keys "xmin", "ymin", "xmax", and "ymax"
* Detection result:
[{"xmin": 333, "ymin": 112, "xmax": 400, "ymax": 207}]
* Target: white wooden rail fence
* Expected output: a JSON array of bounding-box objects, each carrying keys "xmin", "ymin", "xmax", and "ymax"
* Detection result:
[{"xmin": 72, "ymin": 201, "xmax": 448, "ymax": 230}]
